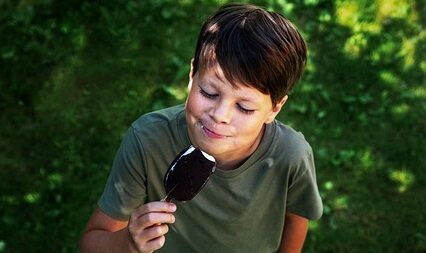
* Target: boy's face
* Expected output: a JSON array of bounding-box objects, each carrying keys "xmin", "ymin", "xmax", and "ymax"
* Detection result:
[{"xmin": 185, "ymin": 64, "xmax": 287, "ymax": 169}]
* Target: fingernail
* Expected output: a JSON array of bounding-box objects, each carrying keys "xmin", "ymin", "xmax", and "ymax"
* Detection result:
[{"xmin": 169, "ymin": 203, "xmax": 176, "ymax": 212}]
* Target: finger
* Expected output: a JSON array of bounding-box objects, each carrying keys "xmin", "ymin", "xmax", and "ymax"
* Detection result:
[
  {"xmin": 132, "ymin": 225, "xmax": 169, "ymax": 253},
  {"xmin": 133, "ymin": 202, "xmax": 177, "ymax": 219},
  {"xmin": 130, "ymin": 202, "xmax": 176, "ymax": 226},
  {"xmin": 142, "ymin": 235, "xmax": 166, "ymax": 252},
  {"xmin": 142, "ymin": 224, "xmax": 170, "ymax": 241},
  {"xmin": 129, "ymin": 211, "xmax": 175, "ymax": 233},
  {"xmin": 134, "ymin": 212, "xmax": 175, "ymax": 230}
]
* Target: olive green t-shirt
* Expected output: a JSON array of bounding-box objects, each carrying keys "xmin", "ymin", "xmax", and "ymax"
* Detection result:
[{"xmin": 98, "ymin": 104, "xmax": 322, "ymax": 253}]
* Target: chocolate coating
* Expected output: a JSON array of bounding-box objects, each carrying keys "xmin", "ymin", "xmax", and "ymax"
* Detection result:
[{"xmin": 164, "ymin": 146, "xmax": 216, "ymax": 202}]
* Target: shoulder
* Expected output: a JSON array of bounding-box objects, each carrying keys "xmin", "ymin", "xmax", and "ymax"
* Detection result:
[
  {"xmin": 271, "ymin": 120, "xmax": 313, "ymax": 161},
  {"xmin": 261, "ymin": 120, "xmax": 315, "ymax": 177},
  {"xmin": 131, "ymin": 104, "xmax": 185, "ymax": 132},
  {"xmin": 125, "ymin": 104, "xmax": 188, "ymax": 156}
]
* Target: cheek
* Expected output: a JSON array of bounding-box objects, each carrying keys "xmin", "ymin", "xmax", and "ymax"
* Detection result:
[
  {"xmin": 236, "ymin": 117, "xmax": 265, "ymax": 134},
  {"xmin": 185, "ymin": 92, "xmax": 203, "ymax": 116}
]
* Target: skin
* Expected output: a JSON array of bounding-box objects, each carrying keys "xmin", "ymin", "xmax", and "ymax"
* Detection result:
[
  {"xmin": 185, "ymin": 64, "xmax": 287, "ymax": 170},
  {"xmin": 79, "ymin": 202, "xmax": 176, "ymax": 253},
  {"xmin": 79, "ymin": 63, "xmax": 308, "ymax": 253},
  {"xmin": 280, "ymin": 213, "xmax": 309, "ymax": 253}
]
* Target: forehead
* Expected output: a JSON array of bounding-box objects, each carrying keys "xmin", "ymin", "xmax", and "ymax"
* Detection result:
[
  {"xmin": 197, "ymin": 64, "xmax": 245, "ymax": 89},
  {"xmin": 198, "ymin": 63, "xmax": 251, "ymax": 90}
]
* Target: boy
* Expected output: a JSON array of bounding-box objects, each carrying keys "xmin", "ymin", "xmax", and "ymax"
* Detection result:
[{"xmin": 80, "ymin": 3, "xmax": 322, "ymax": 253}]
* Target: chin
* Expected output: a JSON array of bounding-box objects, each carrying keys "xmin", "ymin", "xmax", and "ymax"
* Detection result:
[{"xmin": 198, "ymin": 141, "xmax": 231, "ymax": 157}]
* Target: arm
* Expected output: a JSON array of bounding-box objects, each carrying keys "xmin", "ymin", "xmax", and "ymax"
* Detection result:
[
  {"xmin": 279, "ymin": 212, "xmax": 309, "ymax": 253},
  {"xmin": 79, "ymin": 202, "xmax": 176, "ymax": 253},
  {"xmin": 79, "ymin": 208, "xmax": 134, "ymax": 253}
]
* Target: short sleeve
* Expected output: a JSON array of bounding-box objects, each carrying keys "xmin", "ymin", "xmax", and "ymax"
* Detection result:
[
  {"xmin": 286, "ymin": 146, "xmax": 323, "ymax": 220},
  {"xmin": 97, "ymin": 127, "xmax": 148, "ymax": 220}
]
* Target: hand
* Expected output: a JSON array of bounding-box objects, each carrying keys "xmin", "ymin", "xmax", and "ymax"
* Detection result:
[{"xmin": 127, "ymin": 201, "xmax": 177, "ymax": 253}]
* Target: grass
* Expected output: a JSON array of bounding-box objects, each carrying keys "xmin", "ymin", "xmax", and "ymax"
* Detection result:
[{"xmin": 0, "ymin": 1, "xmax": 425, "ymax": 252}]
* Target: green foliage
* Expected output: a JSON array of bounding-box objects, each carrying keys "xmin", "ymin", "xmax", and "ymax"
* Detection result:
[{"xmin": 1, "ymin": 0, "xmax": 425, "ymax": 252}]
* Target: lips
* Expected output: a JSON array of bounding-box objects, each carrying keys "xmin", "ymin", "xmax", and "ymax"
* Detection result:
[{"xmin": 201, "ymin": 124, "xmax": 227, "ymax": 139}]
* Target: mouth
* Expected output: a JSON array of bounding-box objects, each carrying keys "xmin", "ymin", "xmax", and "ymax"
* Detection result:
[{"xmin": 201, "ymin": 124, "xmax": 227, "ymax": 139}]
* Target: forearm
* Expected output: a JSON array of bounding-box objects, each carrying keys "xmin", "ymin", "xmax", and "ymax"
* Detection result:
[
  {"xmin": 279, "ymin": 213, "xmax": 308, "ymax": 253},
  {"xmin": 79, "ymin": 227, "xmax": 137, "ymax": 253}
]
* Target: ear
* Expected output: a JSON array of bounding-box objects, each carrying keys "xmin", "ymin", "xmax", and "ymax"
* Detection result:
[
  {"xmin": 265, "ymin": 95, "xmax": 288, "ymax": 124},
  {"xmin": 188, "ymin": 58, "xmax": 195, "ymax": 90}
]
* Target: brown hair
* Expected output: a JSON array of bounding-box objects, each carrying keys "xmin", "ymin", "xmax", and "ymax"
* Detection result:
[{"xmin": 192, "ymin": 3, "xmax": 307, "ymax": 106}]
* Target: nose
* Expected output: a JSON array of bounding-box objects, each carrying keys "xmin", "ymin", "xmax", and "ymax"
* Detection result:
[{"xmin": 209, "ymin": 101, "xmax": 232, "ymax": 124}]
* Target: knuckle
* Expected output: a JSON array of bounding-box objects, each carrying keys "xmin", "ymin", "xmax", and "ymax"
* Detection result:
[
  {"xmin": 154, "ymin": 225, "xmax": 164, "ymax": 235},
  {"xmin": 128, "ymin": 221, "xmax": 139, "ymax": 235},
  {"xmin": 136, "ymin": 203, "xmax": 153, "ymax": 216},
  {"xmin": 145, "ymin": 213, "xmax": 156, "ymax": 223},
  {"xmin": 128, "ymin": 227, "xmax": 135, "ymax": 237},
  {"xmin": 140, "ymin": 203, "xmax": 151, "ymax": 213},
  {"xmin": 146, "ymin": 225, "xmax": 165, "ymax": 238},
  {"xmin": 144, "ymin": 202, "xmax": 158, "ymax": 212},
  {"xmin": 130, "ymin": 212, "xmax": 137, "ymax": 222},
  {"xmin": 128, "ymin": 224, "xmax": 136, "ymax": 235}
]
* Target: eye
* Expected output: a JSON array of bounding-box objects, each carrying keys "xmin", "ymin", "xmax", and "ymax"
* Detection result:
[
  {"xmin": 237, "ymin": 104, "xmax": 255, "ymax": 115},
  {"xmin": 199, "ymin": 87, "xmax": 217, "ymax": 99}
]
